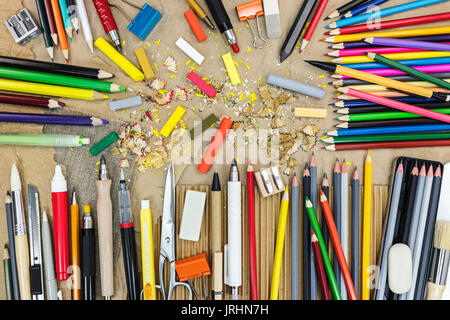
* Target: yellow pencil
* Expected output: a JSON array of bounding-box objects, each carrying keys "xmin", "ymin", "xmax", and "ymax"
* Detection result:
[
  {"xmin": 333, "ymin": 51, "xmax": 450, "ymax": 65},
  {"xmin": 0, "ymin": 78, "xmax": 108, "ymax": 100},
  {"xmin": 362, "ymin": 151, "xmax": 372, "ymax": 300},
  {"xmin": 270, "ymin": 187, "xmax": 289, "ymax": 300},
  {"xmin": 346, "ymin": 79, "xmax": 450, "ymax": 92},
  {"xmin": 140, "ymin": 200, "xmax": 156, "ymax": 300},
  {"xmin": 324, "ymin": 26, "xmax": 450, "ymax": 43}
]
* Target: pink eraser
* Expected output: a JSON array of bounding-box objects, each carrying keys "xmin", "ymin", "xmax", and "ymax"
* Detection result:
[{"xmin": 187, "ymin": 71, "xmax": 217, "ymax": 98}]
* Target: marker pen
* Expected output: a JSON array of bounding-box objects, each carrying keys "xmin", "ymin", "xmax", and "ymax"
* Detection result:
[
  {"xmin": 205, "ymin": 0, "xmax": 239, "ymax": 52},
  {"xmin": 51, "ymin": 165, "xmax": 69, "ymax": 281}
]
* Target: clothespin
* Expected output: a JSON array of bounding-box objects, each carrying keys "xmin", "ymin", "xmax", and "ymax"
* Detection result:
[
  {"xmin": 108, "ymin": 0, "xmax": 162, "ymax": 41},
  {"xmin": 4, "ymin": 8, "xmax": 41, "ymax": 45},
  {"xmin": 236, "ymin": 0, "xmax": 267, "ymax": 49},
  {"xmin": 175, "ymin": 253, "xmax": 211, "ymax": 300}
]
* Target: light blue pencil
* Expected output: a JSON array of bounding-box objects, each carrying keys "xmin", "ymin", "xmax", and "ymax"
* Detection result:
[
  {"xmin": 58, "ymin": 0, "xmax": 73, "ymax": 40},
  {"xmin": 342, "ymin": 0, "xmax": 390, "ymax": 18},
  {"xmin": 291, "ymin": 174, "xmax": 299, "ymax": 300}
]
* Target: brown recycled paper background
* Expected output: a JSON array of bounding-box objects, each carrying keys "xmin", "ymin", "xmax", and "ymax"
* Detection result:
[{"xmin": 0, "ymin": 0, "xmax": 449, "ymax": 299}]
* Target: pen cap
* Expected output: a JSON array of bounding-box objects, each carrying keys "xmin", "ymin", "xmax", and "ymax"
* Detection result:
[{"xmin": 51, "ymin": 165, "xmax": 67, "ymax": 192}]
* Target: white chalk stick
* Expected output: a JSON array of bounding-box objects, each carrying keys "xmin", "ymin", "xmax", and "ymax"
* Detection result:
[{"xmin": 175, "ymin": 37, "xmax": 205, "ymax": 65}]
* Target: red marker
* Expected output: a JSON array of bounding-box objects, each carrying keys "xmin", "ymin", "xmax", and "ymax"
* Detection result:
[{"xmin": 51, "ymin": 164, "xmax": 69, "ymax": 281}]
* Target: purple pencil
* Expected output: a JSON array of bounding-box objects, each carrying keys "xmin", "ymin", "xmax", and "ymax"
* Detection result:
[
  {"xmin": 329, "ymin": 34, "xmax": 450, "ymax": 49},
  {"xmin": 332, "ymin": 64, "xmax": 450, "ymax": 79},
  {"xmin": 0, "ymin": 112, "xmax": 108, "ymax": 126},
  {"xmin": 366, "ymin": 37, "xmax": 450, "ymax": 52}
]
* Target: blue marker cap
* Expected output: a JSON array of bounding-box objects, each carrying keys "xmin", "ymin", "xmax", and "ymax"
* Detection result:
[{"xmin": 128, "ymin": 3, "xmax": 162, "ymax": 41}]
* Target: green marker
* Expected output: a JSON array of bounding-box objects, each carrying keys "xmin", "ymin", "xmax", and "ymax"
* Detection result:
[{"xmin": 0, "ymin": 134, "xmax": 90, "ymax": 147}]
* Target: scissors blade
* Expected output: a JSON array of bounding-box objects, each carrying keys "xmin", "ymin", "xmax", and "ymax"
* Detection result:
[{"xmin": 160, "ymin": 162, "xmax": 175, "ymax": 261}]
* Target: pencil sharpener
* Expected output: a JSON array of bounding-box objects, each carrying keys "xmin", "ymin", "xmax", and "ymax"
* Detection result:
[
  {"xmin": 128, "ymin": 3, "xmax": 162, "ymax": 41},
  {"xmin": 4, "ymin": 8, "xmax": 41, "ymax": 45}
]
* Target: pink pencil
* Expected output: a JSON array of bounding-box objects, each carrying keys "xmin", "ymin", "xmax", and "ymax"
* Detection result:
[
  {"xmin": 333, "ymin": 64, "xmax": 450, "ymax": 79},
  {"xmin": 338, "ymin": 87, "xmax": 450, "ymax": 123},
  {"xmin": 327, "ymin": 43, "xmax": 450, "ymax": 57},
  {"xmin": 336, "ymin": 87, "xmax": 450, "ymax": 100}
]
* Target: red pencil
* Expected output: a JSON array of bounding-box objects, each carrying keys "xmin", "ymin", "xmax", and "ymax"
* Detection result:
[
  {"xmin": 247, "ymin": 162, "xmax": 258, "ymax": 300},
  {"xmin": 324, "ymin": 139, "xmax": 450, "ymax": 151},
  {"xmin": 311, "ymin": 231, "xmax": 331, "ymax": 300},
  {"xmin": 324, "ymin": 12, "xmax": 450, "ymax": 36},
  {"xmin": 320, "ymin": 190, "xmax": 358, "ymax": 300},
  {"xmin": 301, "ymin": 0, "xmax": 329, "ymax": 52}
]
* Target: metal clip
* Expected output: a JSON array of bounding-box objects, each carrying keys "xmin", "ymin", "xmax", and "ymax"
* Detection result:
[
  {"xmin": 236, "ymin": 0, "xmax": 268, "ymax": 49},
  {"xmin": 4, "ymin": 8, "xmax": 41, "ymax": 45}
]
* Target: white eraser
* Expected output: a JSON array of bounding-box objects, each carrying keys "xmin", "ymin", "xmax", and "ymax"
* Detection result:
[
  {"xmin": 175, "ymin": 37, "xmax": 205, "ymax": 65},
  {"xmin": 263, "ymin": 0, "xmax": 281, "ymax": 39},
  {"xmin": 388, "ymin": 243, "xmax": 412, "ymax": 294},
  {"xmin": 179, "ymin": 190, "xmax": 207, "ymax": 241}
]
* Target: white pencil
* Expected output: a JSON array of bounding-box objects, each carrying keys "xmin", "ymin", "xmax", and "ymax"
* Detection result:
[
  {"xmin": 340, "ymin": 161, "xmax": 349, "ymax": 300},
  {"xmin": 75, "ymin": 0, "xmax": 93, "ymax": 53}
]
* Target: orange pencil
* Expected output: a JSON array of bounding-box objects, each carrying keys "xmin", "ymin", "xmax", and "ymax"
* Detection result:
[
  {"xmin": 70, "ymin": 188, "xmax": 81, "ymax": 300},
  {"xmin": 50, "ymin": 0, "xmax": 69, "ymax": 62}
]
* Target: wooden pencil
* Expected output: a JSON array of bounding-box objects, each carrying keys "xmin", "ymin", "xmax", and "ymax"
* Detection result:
[
  {"xmin": 324, "ymin": 139, "xmax": 450, "ymax": 150},
  {"xmin": 311, "ymin": 232, "xmax": 331, "ymax": 300},
  {"xmin": 340, "ymin": 161, "xmax": 349, "ymax": 300},
  {"xmin": 362, "ymin": 151, "xmax": 372, "ymax": 300},
  {"xmin": 291, "ymin": 174, "xmax": 300, "ymax": 300},
  {"xmin": 351, "ymin": 167, "xmax": 360, "ymax": 297},
  {"xmin": 50, "ymin": 0, "xmax": 69, "ymax": 62},
  {"xmin": 333, "ymin": 159, "xmax": 342, "ymax": 292},
  {"xmin": 321, "ymin": 173, "xmax": 330, "ymax": 252},
  {"xmin": 310, "ymin": 154, "xmax": 318, "ymax": 300},
  {"xmin": 247, "ymin": 162, "xmax": 258, "ymax": 300},
  {"xmin": 302, "ymin": 164, "xmax": 311, "ymax": 300}
]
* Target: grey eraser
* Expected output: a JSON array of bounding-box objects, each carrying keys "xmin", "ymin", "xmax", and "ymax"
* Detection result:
[
  {"xmin": 110, "ymin": 96, "xmax": 143, "ymax": 111},
  {"xmin": 179, "ymin": 190, "xmax": 207, "ymax": 241},
  {"xmin": 265, "ymin": 14, "xmax": 281, "ymax": 39},
  {"xmin": 267, "ymin": 73, "xmax": 326, "ymax": 99}
]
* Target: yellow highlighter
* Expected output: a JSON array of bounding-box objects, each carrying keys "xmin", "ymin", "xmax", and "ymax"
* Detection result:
[
  {"xmin": 270, "ymin": 186, "xmax": 289, "ymax": 300},
  {"xmin": 95, "ymin": 37, "xmax": 145, "ymax": 82},
  {"xmin": 140, "ymin": 200, "xmax": 156, "ymax": 300}
]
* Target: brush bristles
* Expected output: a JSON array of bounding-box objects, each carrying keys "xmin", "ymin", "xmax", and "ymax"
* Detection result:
[{"xmin": 434, "ymin": 221, "xmax": 450, "ymax": 251}]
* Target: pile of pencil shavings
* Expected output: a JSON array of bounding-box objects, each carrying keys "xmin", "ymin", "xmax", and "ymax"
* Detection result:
[
  {"xmin": 144, "ymin": 77, "xmax": 188, "ymax": 106},
  {"xmin": 111, "ymin": 122, "xmax": 187, "ymax": 171}
]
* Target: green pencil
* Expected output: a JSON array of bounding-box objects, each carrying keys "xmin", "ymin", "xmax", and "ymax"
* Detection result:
[
  {"xmin": 0, "ymin": 66, "xmax": 126, "ymax": 93},
  {"xmin": 305, "ymin": 196, "xmax": 341, "ymax": 300},
  {"xmin": 323, "ymin": 132, "xmax": 450, "ymax": 144},
  {"xmin": 366, "ymin": 52, "xmax": 450, "ymax": 92},
  {"xmin": 3, "ymin": 244, "xmax": 13, "ymax": 300},
  {"xmin": 336, "ymin": 108, "xmax": 450, "ymax": 122}
]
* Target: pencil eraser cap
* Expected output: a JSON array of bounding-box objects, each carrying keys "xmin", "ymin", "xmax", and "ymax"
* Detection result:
[
  {"xmin": 127, "ymin": 3, "xmax": 162, "ymax": 41},
  {"xmin": 141, "ymin": 200, "xmax": 150, "ymax": 210},
  {"xmin": 388, "ymin": 243, "xmax": 412, "ymax": 294}
]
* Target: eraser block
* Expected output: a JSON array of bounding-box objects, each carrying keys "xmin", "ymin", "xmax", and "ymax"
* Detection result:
[
  {"xmin": 388, "ymin": 243, "xmax": 412, "ymax": 294},
  {"xmin": 134, "ymin": 47, "xmax": 155, "ymax": 80},
  {"xmin": 263, "ymin": 0, "xmax": 281, "ymax": 39},
  {"xmin": 267, "ymin": 73, "xmax": 326, "ymax": 99},
  {"xmin": 160, "ymin": 106, "xmax": 186, "ymax": 137},
  {"xmin": 110, "ymin": 96, "xmax": 143, "ymax": 111},
  {"xmin": 179, "ymin": 190, "xmax": 207, "ymax": 241},
  {"xmin": 187, "ymin": 71, "xmax": 217, "ymax": 98},
  {"xmin": 222, "ymin": 52, "xmax": 241, "ymax": 85},
  {"xmin": 184, "ymin": 9, "xmax": 207, "ymax": 42},
  {"xmin": 128, "ymin": 3, "xmax": 162, "ymax": 41},
  {"xmin": 294, "ymin": 107, "xmax": 327, "ymax": 118},
  {"xmin": 176, "ymin": 37, "xmax": 205, "ymax": 65}
]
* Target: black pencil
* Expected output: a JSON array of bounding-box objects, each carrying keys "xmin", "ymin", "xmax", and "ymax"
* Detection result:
[
  {"xmin": 35, "ymin": 0, "xmax": 54, "ymax": 61},
  {"xmin": 334, "ymin": 102, "xmax": 450, "ymax": 115},
  {"xmin": 325, "ymin": 0, "xmax": 369, "ymax": 20},
  {"xmin": 397, "ymin": 162, "xmax": 419, "ymax": 245},
  {"xmin": 303, "ymin": 164, "xmax": 311, "ymax": 300},
  {"xmin": 321, "ymin": 173, "xmax": 330, "ymax": 252},
  {"xmin": 335, "ymin": 117, "xmax": 443, "ymax": 129}
]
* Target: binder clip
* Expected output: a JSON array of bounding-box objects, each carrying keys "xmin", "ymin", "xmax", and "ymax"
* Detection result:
[
  {"xmin": 4, "ymin": 8, "xmax": 41, "ymax": 45},
  {"xmin": 236, "ymin": 0, "xmax": 267, "ymax": 49},
  {"xmin": 175, "ymin": 253, "xmax": 211, "ymax": 300},
  {"xmin": 108, "ymin": 0, "xmax": 162, "ymax": 41}
]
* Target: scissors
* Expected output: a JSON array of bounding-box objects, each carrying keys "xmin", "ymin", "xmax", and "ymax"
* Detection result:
[{"xmin": 158, "ymin": 162, "xmax": 193, "ymax": 300}]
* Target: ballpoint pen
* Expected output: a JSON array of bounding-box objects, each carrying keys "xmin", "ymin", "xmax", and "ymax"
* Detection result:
[
  {"xmin": 5, "ymin": 191, "xmax": 20, "ymax": 300},
  {"xmin": 10, "ymin": 163, "xmax": 31, "ymax": 300},
  {"xmin": 205, "ymin": 0, "xmax": 240, "ymax": 52},
  {"xmin": 71, "ymin": 188, "xmax": 81, "ymax": 300},
  {"xmin": 42, "ymin": 210, "xmax": 61, "ymax": 300},
  {"xmin": 210, "ymin": 172, "xmax": 223, "ymax": 300},
  {"xmin": 27, "ymin": 185, "xmax": 44, "ymax": 300},
  {"xmin": 140, "ymin": 200, "xmax": 156, "ymax": 300},
  {"xmin": 81, "ymin": 204, "xmax": 95, "ymax": 300},
  {"xmin": 185, "ymin": 0, "xmax": 216, "ymax": 30},
  {"xmin": 96, "ymin": 155, "xmax": 114, "ymax": 300},
  {"xmin": 92, "ymin": 0, "xmax": 122, "ymax": 53},
  {"xmin": 224, "ymin": 159, "xmax": 242, "ymax": 300},
  {"xmin": 119, "ymin": 169, "xmax": 140, "ymax": 300},
  {"xmin": 51, "ymin": 164, "xmax": 69, "ymax": 281}
]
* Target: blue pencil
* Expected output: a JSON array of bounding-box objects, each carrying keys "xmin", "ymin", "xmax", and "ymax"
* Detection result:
[
  {"xmin": 291, "ymin": 174, "xmax": 299, "ymax": 300},
  {"xmin": 326, "ymin": 0, "xmax": 448, "ymax": 29},
  {"xmin": 58, "ymin": 0, "xmax": 73, "ymax": 40},
  {"xmin": 344, "ymin": 57, "xmax": 450, "ymax": 70},
  {"xmin": 326, "ymin": 124, "xmax": 450, "ymax": 137},
  {"xmin": 342, "ymin": 0, "xmax": 390, "ymax": 18},
  {"xmin": 330, "ymin": 97, "xmax": 438, "ymax": 108}
]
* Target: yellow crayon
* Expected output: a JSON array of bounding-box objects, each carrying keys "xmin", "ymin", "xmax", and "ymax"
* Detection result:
[
  {"xmin": 335, "ymin": 51, "xmax": 450, "ymax": 64},
  {"xmin": 135, "ymin": 47, "xmax": 155, "ymax": 80},
  {"xmin": 160, "ymin": 106, "xmax": 186, "ymax": 137},
  {"xmin": 222, "ymin": 52, "xmax": 241, "ymax": 86}
]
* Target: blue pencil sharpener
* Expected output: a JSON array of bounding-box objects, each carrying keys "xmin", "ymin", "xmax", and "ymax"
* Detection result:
[{"xmin": 128, "ymin": 3, "xmax": 162, "ymax": 41}]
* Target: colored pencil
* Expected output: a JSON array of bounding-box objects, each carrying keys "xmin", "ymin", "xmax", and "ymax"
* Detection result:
[
  {"xmin": 50, "ymin": 0, "xmax": 69, "ymax": 62},
  {"xmin": 343, "ymin": 57, "xmax": 450, "ymax": 70},
  {"xmin": 0, "ymin": 112, "xmax": 108, "ymax": 126},
  {"xmin": 310, "ymin": 154, "xmax": 318, "ymax": 300},
  {"xmin": 321, "ymin": 173, "xmax": 330, "ymax": 252},
  {"xmin": 307, "ymin": 61, "xmax": 449, "ymax": 101},
  {"xmin": 305, "ymin": 197, "xmax": 341, "ymax": 300},
  {"xmin": 342, "ymin": 79, "xmax": 450, "ymax": 92},
  {"xmin": 333, "ymin": 64, "xmax": 450, "ymax": 79},
  {"xmin": 43, "ymin": 0, "xmax": 58, "ymax": 46},
  {"xmin": 67, "ymin": 0, "xmax": 79, "ymax": 34},
  {"xmin": 3, "ymin": 244, "xmax": 13, "ymax": 300},
  {"xmin": 367, "ymin": 52, "xmax": 450, "ymax": 91},
  {"xmin": 58, "ymin": 0, "xmax": 73, "ymax": 40},
  {"xmin": 76, "ymin": 0, "xmax": 93, "ymax": 53},
  {"xmin": 0, "ymin": 93, "xmax": 64, "ymax": 108},
  {"xmin": 291, "ymin": 174, "xmax": 299, "ymax": 300},
  {"xmin": 331, "ymin": 73, "xmax": 450, "ymax": 86},
  {"xmin": 336, "ymin": 89, "xmax": 450, "ymax": 100},
  {"xmin": 335, "ymin": 102, "xmax": 450, "ymax": 114},
  {"xmin": 327, "ymin": 124, "xmax": 450, "ymax": 136},
  {"xmin": 331, "ymin": 96, "xmax": 439, "ymax": 107},
  {"xmin": 302, "ymin": 165, "xmax": 311, "ymax": 300},
  {"xmin": 326, "ymin": 0, "xmax": 448, "ymax": 29},
  {"xmin": 270, "ymin": 188, "xmax": 289, "ymax": 300},
  {"xmin": 351, "ymin": 167, "xmax": 360, "ymax": 297},
  {"xmin": 35, "ymin": 0, "xmax": 54, "ymax": 60},
  {"xmin": 0, "ymin": 78, "xmax": 108, "ymax": 100},
  {"xmin": 414, "ymin": 166, "xmax": 442, "ymax": 300},
  {"xmin": 333, "ymin": 159, "xmax": 342, "ymax": 293},
  {"xmin": 319, "ymin": 190, "xmax": 358, "ymax": 300},
  {"xmin": 0, "ymin": 66, "xmax": 125, "ymax": 93},
  {"xmin": 342, "ymin": 0, "xmax": 390, "ymax": 18},
  {"xmin": 336, "ymin": 117, "xmax": 443, "ymax": 128},
  {"xmin": 300, "ymin": 0, "xmax": 329, "ymax": 52},
  {"xmin": 367, "ymin": 37, "xmax": 450, "ymax": 53},
  {"xmin": 361, "ymin": 152, "xmax": 372, "ymax": 300},
  {"xmin": 324, "ymin": 132, "xmax": 450, "ymax": 144},
  {"xmin": 327, "ymin": 44, "xmax": 450, "ymax": 57},
  {"xmin": 311, "ymin": 232, "xmax": 331, "ymax": 300},
  {"xmin": 325, "ymin": 0, "xmax": 369, "ymax": 20},
  {"xmin": 247, "ymin": 163, "xmax": 258, "ymax": 300},
  {"xmin": 333, "ymin": 51, "xmax": 450, "ymax": 65},
  {"xmin": 340, "ymin": 161, "xmax": 349, "ymax": 300},
  {"xmin": 324, "ymin": 139, "xmax": 450, "ymax": 150},
  {"xmin": 329, "ymin": 34, "xmax": 450, "ymax": 49},
  {"xmin": 374, "ymin": 161, "xmax": 404, "ymax": 300},
  {"xmin": 326, "ymin": 12, "xmax": 450, "ymax": 36}
]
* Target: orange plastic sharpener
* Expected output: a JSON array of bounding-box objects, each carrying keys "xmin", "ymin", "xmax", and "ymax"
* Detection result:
[
  {"xmin": 175, "ymin": 253, "xmax": 211, "ymax": 282},
  {"xmin": 236, "ymin": 0, "xmax": 264, "ymax": 22}
]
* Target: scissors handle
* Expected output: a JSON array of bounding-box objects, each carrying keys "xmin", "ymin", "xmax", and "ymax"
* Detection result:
[{"xmin": 158, "ymin": 256, "xmax": 194, "ymax": 300}]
